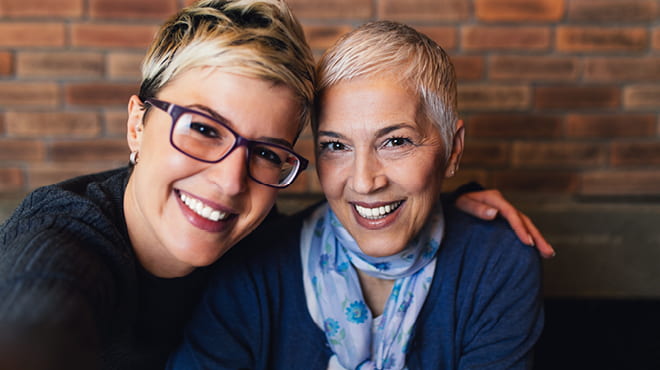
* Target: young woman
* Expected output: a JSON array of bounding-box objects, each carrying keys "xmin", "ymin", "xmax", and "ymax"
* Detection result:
[{"xmin": 169, "ymin": 20, "xmax": 544, "ymax": 369}]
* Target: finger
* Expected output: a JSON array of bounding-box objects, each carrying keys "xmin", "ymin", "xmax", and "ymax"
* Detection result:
[
  {"xmin": 520, "ymin": 213, "xmax": 555, "ymax": 258},
  {"xmin": 455, "ymin": 193, "xmax": 499, "ymax": 220},
  {"xmin": 502, "ymin": 210, "xmax": 535, "ymax": 246},
  {"xmin": 460, "ymin": 191, "xmax": 534, "ymax": 245}
]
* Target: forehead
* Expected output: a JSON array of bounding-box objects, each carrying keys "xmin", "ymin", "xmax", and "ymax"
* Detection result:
[
  {"xmin": 317, "ymin": 77, "xmax": 424, "ymax": 133},
  {"xmin": 162, "ymin": 68, "xmax": 301, "ymax": 141}
]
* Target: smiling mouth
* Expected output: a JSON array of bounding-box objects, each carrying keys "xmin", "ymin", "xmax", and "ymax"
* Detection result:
[
  {"xmin": 354, "ymin": 201, "xmax": 403, "ymax": 220},
  {"xmin": 179, "ymin": 192, "xmax": 229, "ymax": 222}
]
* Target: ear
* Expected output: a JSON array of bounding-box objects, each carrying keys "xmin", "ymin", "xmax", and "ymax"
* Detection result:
[
  {"xmin": 444, "ymin": 119, "xmax": 465, "ymax": 178},
  {"xmin": 127, "ymin": 95, "xmax": 146, "ymax": 153}
]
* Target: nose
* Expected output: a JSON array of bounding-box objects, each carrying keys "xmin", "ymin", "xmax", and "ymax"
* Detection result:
[
  {"xmin": 349, "ymin": 148, "xmax": 387, "ymax": 194},
  {"xmin": 205, "ymin": 145, "xmax": 249, "ymax": 196}
]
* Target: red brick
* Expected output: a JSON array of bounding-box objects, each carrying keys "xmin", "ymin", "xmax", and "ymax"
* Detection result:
[
  {"xmin": 612, "ymin": 142, "xmax": 660, "ymax": 166},
  {"xmin": 0, "ymin": 139, "xmax": 46, "ymax": 161},
  {"xmin": 458, "ymin": 85, "xmax": 531, "ymax": 111},
  {"xmin": 492, "ymin": 170, "xmax": 579, "ymax": 193},
  {"xmin": 513, "ymin": 142, "xmax": 607, "ymax": 168},
  {"xmin": 566, "ymin": 114, "xmax": 657, "ymax": 138},
  {"xmin": 475, "ymin": 0, "xmax": 564, "ymax": 22},
  {"xmin": 556, "ymin": 27, "xmax": 648, "ymax": 53},
  {"xmin": 379, "ymin": 0, "xmax": 470, "ymax": 21},
  {"xmin": 0, "ymin": 23, "xmax": 65, "ymax": 47},
  {"xmin": 0, "ymin": 167, "xmax": 24, "ymax": 192},
  {"xmin": 0, "ymin": 52, "xmax": 13, "ymax": 76},
  {"xmin": 288, "ymin": 0, "xmax": 372, "ymax": 19},
  {"xmin": 467, "ymin": 113, "xmax": 563, "ymax": 138},
  {"xmin": 0, "ymin": 82, "xmax": 58, "ymax": 107},
  {"xmin": 584, "ymin": 58, "xmax": 660, "ymax": 82},
  {"xmin": 417, "ymin": 27, "xmax": 458, "ymax": 51},
  {"xmin": 535, "ymin": 86, "xmax": 620, "ymax": 110},
  {"xmin": 71, "ymin": 23, "xmax": 159, "ymax": 48},
  {"xmin": 460, "ymin": 141, "xmax": 510, "ymax": 167},
  {"xmin": 0, "ymin": 0, "xmax": 83, "ymax": 18},
  {"xmin": 50, "ymin": 139, "xmax": 129, "ymax": 162},
  {"xmin": 107, "ymin": 52, "xmax": 143, "ymax": 80},
  {"xmin": 654, "ymin": 28, "xmax": 660, "ymax": 50},
  {"xmin": 66, "ymin": 83, "xmax": 139, "ymax": 106},
  {"xmin": 568, "ymin": 0, "xmax": 657, "ymax": 23},
  {"xmin": 581, "ymin": 170, "xmax": 660, "ymax": 196},
  {"xmin": 5, "ymin": 112, "xmax": 101, "ymax": 138},
  {"xmin": 489, "ymin": 55, "xmax": 579, "ymax": 81},
  {"xmin": 0, "ymin": 114, "xmax": 4, "ymax": 134},
  {"xmin": 624, "ymin": 85, "xmax": 660, "ymax": 110},
  {"xmin": 104, "ymin": 110, "xmax": 129, "ymax": 137},
  {"xmin": 302, "ymin": 25, "xmax": 353, "ymax": 51},
  {"xmin": 89, "ymin": 0, "xmax": 177, "ymax": 19},
  {"xmin": 16, "ymin": 52, "xmax": 103, "ymax": 78},
  {"xmin": 26, "ymin": 163, "xmax": 118, "ymax": 188},
  {"xmin": 462, "ymin": 26, "xmax": 551, "ymax": 51},
  {"xmin": 453, "ymin": 56, "xmax": 484, "ymax": 81}
]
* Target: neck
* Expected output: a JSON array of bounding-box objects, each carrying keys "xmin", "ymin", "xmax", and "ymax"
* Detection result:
[{"xmin": 356, "ymin": 269, "xmax": 395, "ymax": 317}]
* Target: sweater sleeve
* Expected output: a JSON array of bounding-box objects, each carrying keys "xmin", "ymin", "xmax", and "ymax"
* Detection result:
[
  {"xmin": 166, "ymin": 252, "xmax": 266, "ymax": 370},
  {"xmin": 457, "ymin": 220, "xmax": 544, "ymax": 370},
  {"xmin": 0, "ymin": 218, "xmax": 119, "ymax": 370}
]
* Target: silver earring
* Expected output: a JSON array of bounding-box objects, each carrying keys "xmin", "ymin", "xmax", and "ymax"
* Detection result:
[{"xmin": 129, "ymin": 151, "xmax": 139, "ymax": 165}]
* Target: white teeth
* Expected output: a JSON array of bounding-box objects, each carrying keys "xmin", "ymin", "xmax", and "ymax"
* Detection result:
[
  {"xmin": 354, "ymin": 201, "xmax": 402, "ymax": 220},
  {"xmin": 179, "ymin": 192, "xmax": 228, "ymax": 222}
]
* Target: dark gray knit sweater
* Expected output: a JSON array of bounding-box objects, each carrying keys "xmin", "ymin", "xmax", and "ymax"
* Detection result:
[{"xmin": 0, "ymin": 167, "xmax": 216, "ymax": 370}]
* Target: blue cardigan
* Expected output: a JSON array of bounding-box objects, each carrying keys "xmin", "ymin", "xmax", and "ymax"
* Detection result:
[{"xmin": 168, "ymin": 201, "xmax": 544, "ymax": 369}]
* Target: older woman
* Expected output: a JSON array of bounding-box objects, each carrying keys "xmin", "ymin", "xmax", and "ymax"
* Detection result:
[
  {"xmin": 169, "ymin": 20, "xmax": 543, "ymax": 369},
  {"xmin": 0, "ymin": 2, "xmax": 547, "ymax": 370}
]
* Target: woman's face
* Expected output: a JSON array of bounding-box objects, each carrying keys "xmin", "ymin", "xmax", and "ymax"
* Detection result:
[
  {"xmin": 316, "ymin": 77, "xmax": 463, "ymax": 257},
  {"xmin": 124, "ymin": 68, "xmax": 300, "ymax": 277}
]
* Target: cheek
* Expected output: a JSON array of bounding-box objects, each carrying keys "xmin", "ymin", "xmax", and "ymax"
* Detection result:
[
  {"xmin": 398, "ymin": 161, "xmax": 444, "ymax": 198},
  {"xmin": 247, "ymin": 187, "xmax": 278, "ymax": 218}
]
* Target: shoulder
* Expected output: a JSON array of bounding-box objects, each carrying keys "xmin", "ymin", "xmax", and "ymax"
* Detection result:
[
  {"xmin": 441, "ymin": 201, "xmax": 540, "ymax": 268},
  {"xmin": 0, "ymin": 167, "xmax": 133, "ymax": 277},
  {"xmin": 1, "ymin": 168, "xmax": 128, "ymax": 236}
]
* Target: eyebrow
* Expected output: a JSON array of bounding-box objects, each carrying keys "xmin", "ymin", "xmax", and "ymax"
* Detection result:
[
  {"xmin": 318, "ymin": 123, "xmax": 414, "ymax": 140},
  {"xmin": 187, "ymin": 103, "xmax": 294, "ymax": 148}
]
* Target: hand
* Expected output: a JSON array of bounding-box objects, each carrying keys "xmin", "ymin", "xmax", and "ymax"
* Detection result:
[{"xmin": 455, "ymin": 189, "xmax": 555, "ymax": 258}]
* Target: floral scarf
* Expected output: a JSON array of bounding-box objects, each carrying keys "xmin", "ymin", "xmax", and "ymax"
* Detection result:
[{"xmin": 301, "ymin": 202, "xmax": 444, "ymax": 369}]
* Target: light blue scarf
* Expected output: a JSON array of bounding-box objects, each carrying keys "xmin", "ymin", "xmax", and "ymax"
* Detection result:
[{"xmin": 301, "ymin": 202, "xmax": 444, "ymax": 369}]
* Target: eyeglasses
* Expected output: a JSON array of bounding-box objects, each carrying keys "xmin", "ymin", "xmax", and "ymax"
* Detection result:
[{"xmin": 145, "ymin": 98, "xmax": 308, "ymax": 188}]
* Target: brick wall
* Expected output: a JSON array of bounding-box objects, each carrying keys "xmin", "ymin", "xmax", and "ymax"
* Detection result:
[{"xmin": 0, "ymin": 0, "xmax": 658, "ymax": 199}]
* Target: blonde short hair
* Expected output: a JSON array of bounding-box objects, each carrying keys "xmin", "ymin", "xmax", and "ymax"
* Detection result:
[
  {"xmin": 315, "ymin": 21, "xmax": 458, "ymax": 158},
  {"xmin": 139, "ymin": 0, "xmax": 315, "ymax": 135}
]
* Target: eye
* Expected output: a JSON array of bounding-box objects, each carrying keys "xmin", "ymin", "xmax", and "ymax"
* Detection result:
[
  {"xmin": 254, "ymin": 146, "xmax": 283, "ymax": 165},
  {"xmin": 319, "ymin": 141, "xmax": 347, "ymax": 152},
  {"xmin": 383, "ymin": 136, "xmax": 413, "ymax": 148},
  {"xmin": 190, "ymin": 122, "xmax": 219, "ymax": 138}
]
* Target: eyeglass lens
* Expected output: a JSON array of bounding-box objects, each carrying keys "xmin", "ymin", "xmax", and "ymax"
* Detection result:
[{"xmin": 171, "ymin": 111, "xmax": 300, "ymax": 186}]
